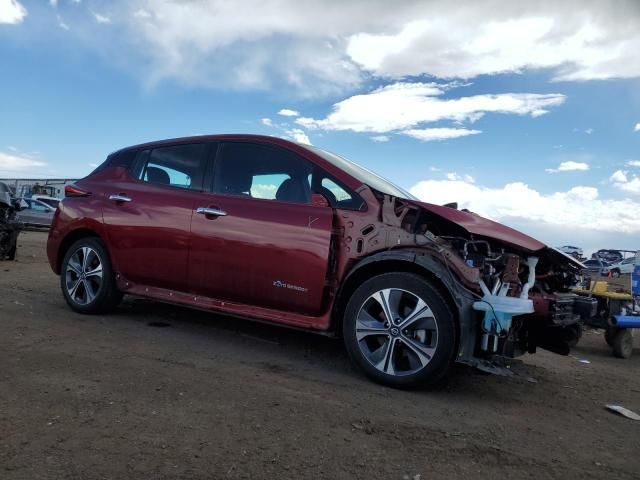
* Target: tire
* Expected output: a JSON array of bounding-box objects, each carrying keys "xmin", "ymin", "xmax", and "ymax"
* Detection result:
[
  {"xmin": 566, "ymin": 324, "xmax": 583, "ymax": 348},
  {"xmin": 342, "ymin": 272, "xmax": 457, "ymax": 388},
  {"xmin": 60, "ymin": 237, "xmax": 123, "ymax": 314},
  {"xmin": 612, "ymin": 329, "xmax": 633, "ymax": 359},
  {"xmin": 611, "ymin": 269, "xmax": 620, "ymax": 278},
  {"xmin": 604, "ymin": 327, "xmax": 615, "ymax": 347}
]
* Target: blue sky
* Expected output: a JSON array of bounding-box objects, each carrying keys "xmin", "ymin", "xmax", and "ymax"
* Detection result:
[{"xmin": 1, "ymin": 0, "xmax": 639, "ymax": 254}]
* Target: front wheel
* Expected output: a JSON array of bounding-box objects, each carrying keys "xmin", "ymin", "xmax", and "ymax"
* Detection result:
[
  {"xmin": 611, "ymin": 269, "xmax": 621, "ymax": 278},
  {"xmin": 342, "ymin": 272, "xmax": 457, "ymax": 388},
  {"xmin": 60, "ymin": 237, "xmax": 123, "ymax": 314}
]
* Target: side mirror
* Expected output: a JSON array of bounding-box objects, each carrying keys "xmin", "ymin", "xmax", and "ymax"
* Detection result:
[{"xmin": 311, "ymin": 192, "xmax": 331, "ymax": 208}]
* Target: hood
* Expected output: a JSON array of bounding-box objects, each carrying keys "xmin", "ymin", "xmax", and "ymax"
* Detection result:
[{"xmin": 409, "ymin": 200, "xmax": 546, "ymax": 252}]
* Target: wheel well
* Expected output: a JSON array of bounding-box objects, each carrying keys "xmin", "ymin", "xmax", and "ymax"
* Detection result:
[
  {"xmin": 332, "ymin": 259, "xmax": 458, "ymax": 335},
  {"xmin": 56, "ymin": 229, "xmax": 101, "ymax": 272}
]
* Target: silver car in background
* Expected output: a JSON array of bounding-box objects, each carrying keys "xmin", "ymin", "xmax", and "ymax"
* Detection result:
[{"xmin": 17, "ymin": 198, "xmax": 56, "ymax": 228}]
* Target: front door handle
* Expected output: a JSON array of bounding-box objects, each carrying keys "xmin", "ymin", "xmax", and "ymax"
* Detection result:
[
  {"xmin": 109, "ymin": 194, "xmax": 132, "ymax": 203},
  {"xmin": 196, "ymin": 207, "xmax": 227, "ymax": 217}
]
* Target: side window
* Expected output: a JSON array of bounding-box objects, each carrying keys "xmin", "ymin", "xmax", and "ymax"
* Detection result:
[
  {"xmin": 136, "ymin": 143, "xmax": 206, "ymax": 190},
  {"xmin": 31, "ymin": 202, "xmax": 49, "ymax": 212},
  {"xmin": 314, "ymin": 173, "xmax": 364, "ymax": 210},
  {"xmin": 110, "ymin": 149, "xmax": 138, "ymax": 169},
  {"xmin": 251, "ymin": 174, "xmax": 291, "ymax": 199},
  {"xmin": 213, "ymin": 143, "xmax": 313, "ymax": 204},
  {"xmin": 321, "ymin": 178, "xmax": 353, "ymax": 202}
]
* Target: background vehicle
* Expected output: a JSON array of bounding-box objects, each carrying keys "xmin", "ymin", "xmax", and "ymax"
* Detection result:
[
  {"xmin": 46, "ymin": 135, "xmax": 589, "ymax": 387},
  {"xmin": 0, "ymin": 182, "xmax": 25, "ymax": 260},
  {"xmin": 18, "ymin": 198, "xmax": 55, "ymax": 228},
  {"xmin": 558, "ymin": 245, "xmax": 583, "ymax": 258},
  {"xmin": 610, "ymin": 257, "xmax": 639, "ymax": 278},
  {"xmin": 31, "ymin": 195, "xmax": 60, "ymax": 209},
  {"xmin": 582, "ymin": 259, "xmax": 612, "ymax": 276},
  {"xmin": 593, "ymin": 249, "xmax": 623, "ymax": 264}
]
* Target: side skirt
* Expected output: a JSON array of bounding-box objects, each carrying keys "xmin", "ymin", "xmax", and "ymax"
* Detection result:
[{"xmin": 116, "ymin": 276, "xmax": 334, "ymax": 333}]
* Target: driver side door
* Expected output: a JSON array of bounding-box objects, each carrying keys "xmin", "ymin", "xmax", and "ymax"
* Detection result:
[{"xmin": 188, "ymin": 141, "xmax": 334, "ymax": 316}]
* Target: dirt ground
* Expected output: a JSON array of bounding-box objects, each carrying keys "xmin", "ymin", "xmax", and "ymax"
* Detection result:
[{"xmin": 1, "ymin": 231, "xmax": 639, "ymax": 480}]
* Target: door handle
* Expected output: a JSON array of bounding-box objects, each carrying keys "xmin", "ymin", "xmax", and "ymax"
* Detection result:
[
  {"xmin": 109, "ymin": 194, "xmax": 132, "ymax": 203},
  {"xmin": 196, "ymin": 207, "xmax": 227, "ymax": 217}
]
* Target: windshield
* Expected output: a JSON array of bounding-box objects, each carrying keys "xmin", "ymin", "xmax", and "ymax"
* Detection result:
[{"xmin": 306, "ymin": 145, "xmax": 418, "ymax": 200}]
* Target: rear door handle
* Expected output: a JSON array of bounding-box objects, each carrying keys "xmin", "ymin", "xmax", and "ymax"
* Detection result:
[
  {"xmin": 196, "ymin": 207, "xmax": 227, "ymax": 217},
  {"xmin": 109, "ymin": 194, "xmax": 132, "ymax": 203}
]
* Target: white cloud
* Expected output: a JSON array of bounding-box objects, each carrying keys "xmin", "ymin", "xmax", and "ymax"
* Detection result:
[
  {"xmin": 634, "ymin": 123, "xmax": 640, "ymax": 132},
  {"xmin": 545, "ymin": 161, "xmax": 590, "ymax": 173},
  {"xmin": 0, "ymin": 0, "xmax": 26, "ymax": 24},
  {"xmin": 133, "ymin": 9, "xmax": 151, "ymax": 19},
  {"xmin": 610, "ymin": 170, "xmax": 628, "ymax": 183},
  {"xmin": 0, "ymin": 151, "xmax": 46, "ymax": 176},
  {"xmin": 370, "ymin": 135, "xmax": 390, "ymax": 142},
  {"xmin": 297, "ymin": 82, "xmax": 565, "ymax": 134},
  {"xmin": 39, "ymin": 1, "xmax": 640, "ymax": 94},
  {"xmin": 286, "ymin": 128, "xmax": 311, "ymax": 145},
  {"xmin": 93, "ymin": 12, "xmax": 111, "ymax": 24},
  {"xmin": 585, "ymin": 128, "xmax": 594, "ymax": 134},
  {"xmin": 627, "ymin": 160, "xmax": 640, "ymax": 167},
  {"xmin": 49, "ymin": 0, "xmax": 57, "ymax": 6},
  {"xmin": 445, "ymin": 172, "xmax": 475, "ymax": 183},
  {"xmin": 57, "ymin": 14, "xmax": 69, "ymax": 31},
  {"xmin": 19, "ymin": 0, "xmax": 640, "ymax": 97},
  {"xmin": 346, "ymin": 3, "xmax": 640, "ymax": 82},
  {"xmin": 277, "ymin": 109, "xmax": 300, "ymax": 117},
  {"xmin": 610, "ymin": 169, "xmax": 640, "ymax": 194},
  {"xmin": 409, "ymin": 178, "xmax": 640, "ymax": 235},
  {"xmin": 403, "ymin": 128, "xmax": 481, "ymax": 142},
  {"xmin": 261, "ymin": 117, "xmax": 273, "ymax": 127}
]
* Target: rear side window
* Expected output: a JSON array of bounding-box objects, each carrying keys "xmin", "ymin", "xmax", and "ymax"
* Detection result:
[
  {"xmin": 213, "ymin": 142, "xmax": 313, "ymax": 204},
  {"xmin": 89, "ymin": 149, "xmax": 138, "ymax": 176},
  {"xmin": 110, "ymin": 149, "xmax": 137, "ymax": 169},
  {"xmin": 135, "ymin": 143, "xmax": 207, "ymax": 190},
  {"xmin": 28, "ymin": 201, "xmax": 50, "ymax": 212}
]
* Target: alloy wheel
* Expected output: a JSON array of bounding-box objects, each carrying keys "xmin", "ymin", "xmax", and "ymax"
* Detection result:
[
  {"xmin": 355, "ymin": 288, "xmax": 439, "ymax": 376},
  {"xmin": 65, "ymin": 246, "xmax": 103, "ymax": 305}
]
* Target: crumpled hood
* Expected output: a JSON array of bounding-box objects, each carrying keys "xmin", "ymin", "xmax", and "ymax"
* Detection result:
[{"xmin": 409, "ymin": 200, "xmax": 546, "ymax": 252}]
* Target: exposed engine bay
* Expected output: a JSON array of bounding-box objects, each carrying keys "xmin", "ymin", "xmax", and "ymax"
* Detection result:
[{"xmin": 339, "ymin": 190, "xmax": 596, "ymax": 368}]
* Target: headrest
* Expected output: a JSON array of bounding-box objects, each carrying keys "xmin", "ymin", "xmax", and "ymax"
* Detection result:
[{"xmin": 146, "ymin": 167, "xmax": 170, "ymax": 185}]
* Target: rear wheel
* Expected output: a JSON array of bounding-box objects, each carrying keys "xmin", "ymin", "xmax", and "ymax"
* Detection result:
[
  {"xmin": 612, "ymin": 329, "xmax": 633, "ymax": 359},
  {"xmin": 611, "ymin": 269, "xmax": 621, "ymax": 278},
  {"xmin": 60, "ymin": 237, "xmax": 122, "ymax": 314},
  {"xmin": 342, "ymin": 272, "xmax": 457, "ymax": 388}
]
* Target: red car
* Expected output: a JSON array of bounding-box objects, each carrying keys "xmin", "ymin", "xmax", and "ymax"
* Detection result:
[{"xmin": 47, "ymin": 135, "xmax": 591, "ymax": 387}]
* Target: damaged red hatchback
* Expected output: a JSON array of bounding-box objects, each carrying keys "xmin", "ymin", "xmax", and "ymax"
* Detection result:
[{"xmin": 47, "ymin": 135, "xmax": 593, "ymax": 387}]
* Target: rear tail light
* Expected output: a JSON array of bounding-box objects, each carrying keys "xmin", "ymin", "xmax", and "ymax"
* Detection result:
[{"xmin": 65, "ymin": 184, "xmax": 91, "ymax": 198}]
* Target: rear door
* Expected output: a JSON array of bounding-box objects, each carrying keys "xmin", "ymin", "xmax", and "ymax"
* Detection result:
[
  {"xmin": 188, "ymin": 141, "xmax": 334, "ymax": 316},
  {"xmin": 102, "ymin": 142, "xmax": 211, "ymax": 291}
]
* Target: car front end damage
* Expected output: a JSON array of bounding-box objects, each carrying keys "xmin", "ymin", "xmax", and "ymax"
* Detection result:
[{"xmin": 335, "ymin": 188, "xmax": 596, "ymax": 373}]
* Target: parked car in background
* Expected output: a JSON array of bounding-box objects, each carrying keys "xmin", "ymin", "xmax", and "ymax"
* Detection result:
[
  {"xmin": 582, "ymin": 259, "xmax": 612, "ymax": 276},
  {"xmin": 31, "ymin": 195, "xmax": 60, "ymax": 209},
  {"xmin": 558, "ymin": 245, "xmax": 583, "ymax": 258},
  {"xmin": 18, "ymin": 198, "xmax": 55, "ymax": 228},
  {"xmin": 593, "ymin": 249, "xmax": 623, "ymax": 264},
  {"xmin": 46, "ymin": 134, "xmax": 588, "ymax": 387},
  {"xmin": 610, "ymin": 256, "xmax": 639, "ymax": 278}
]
